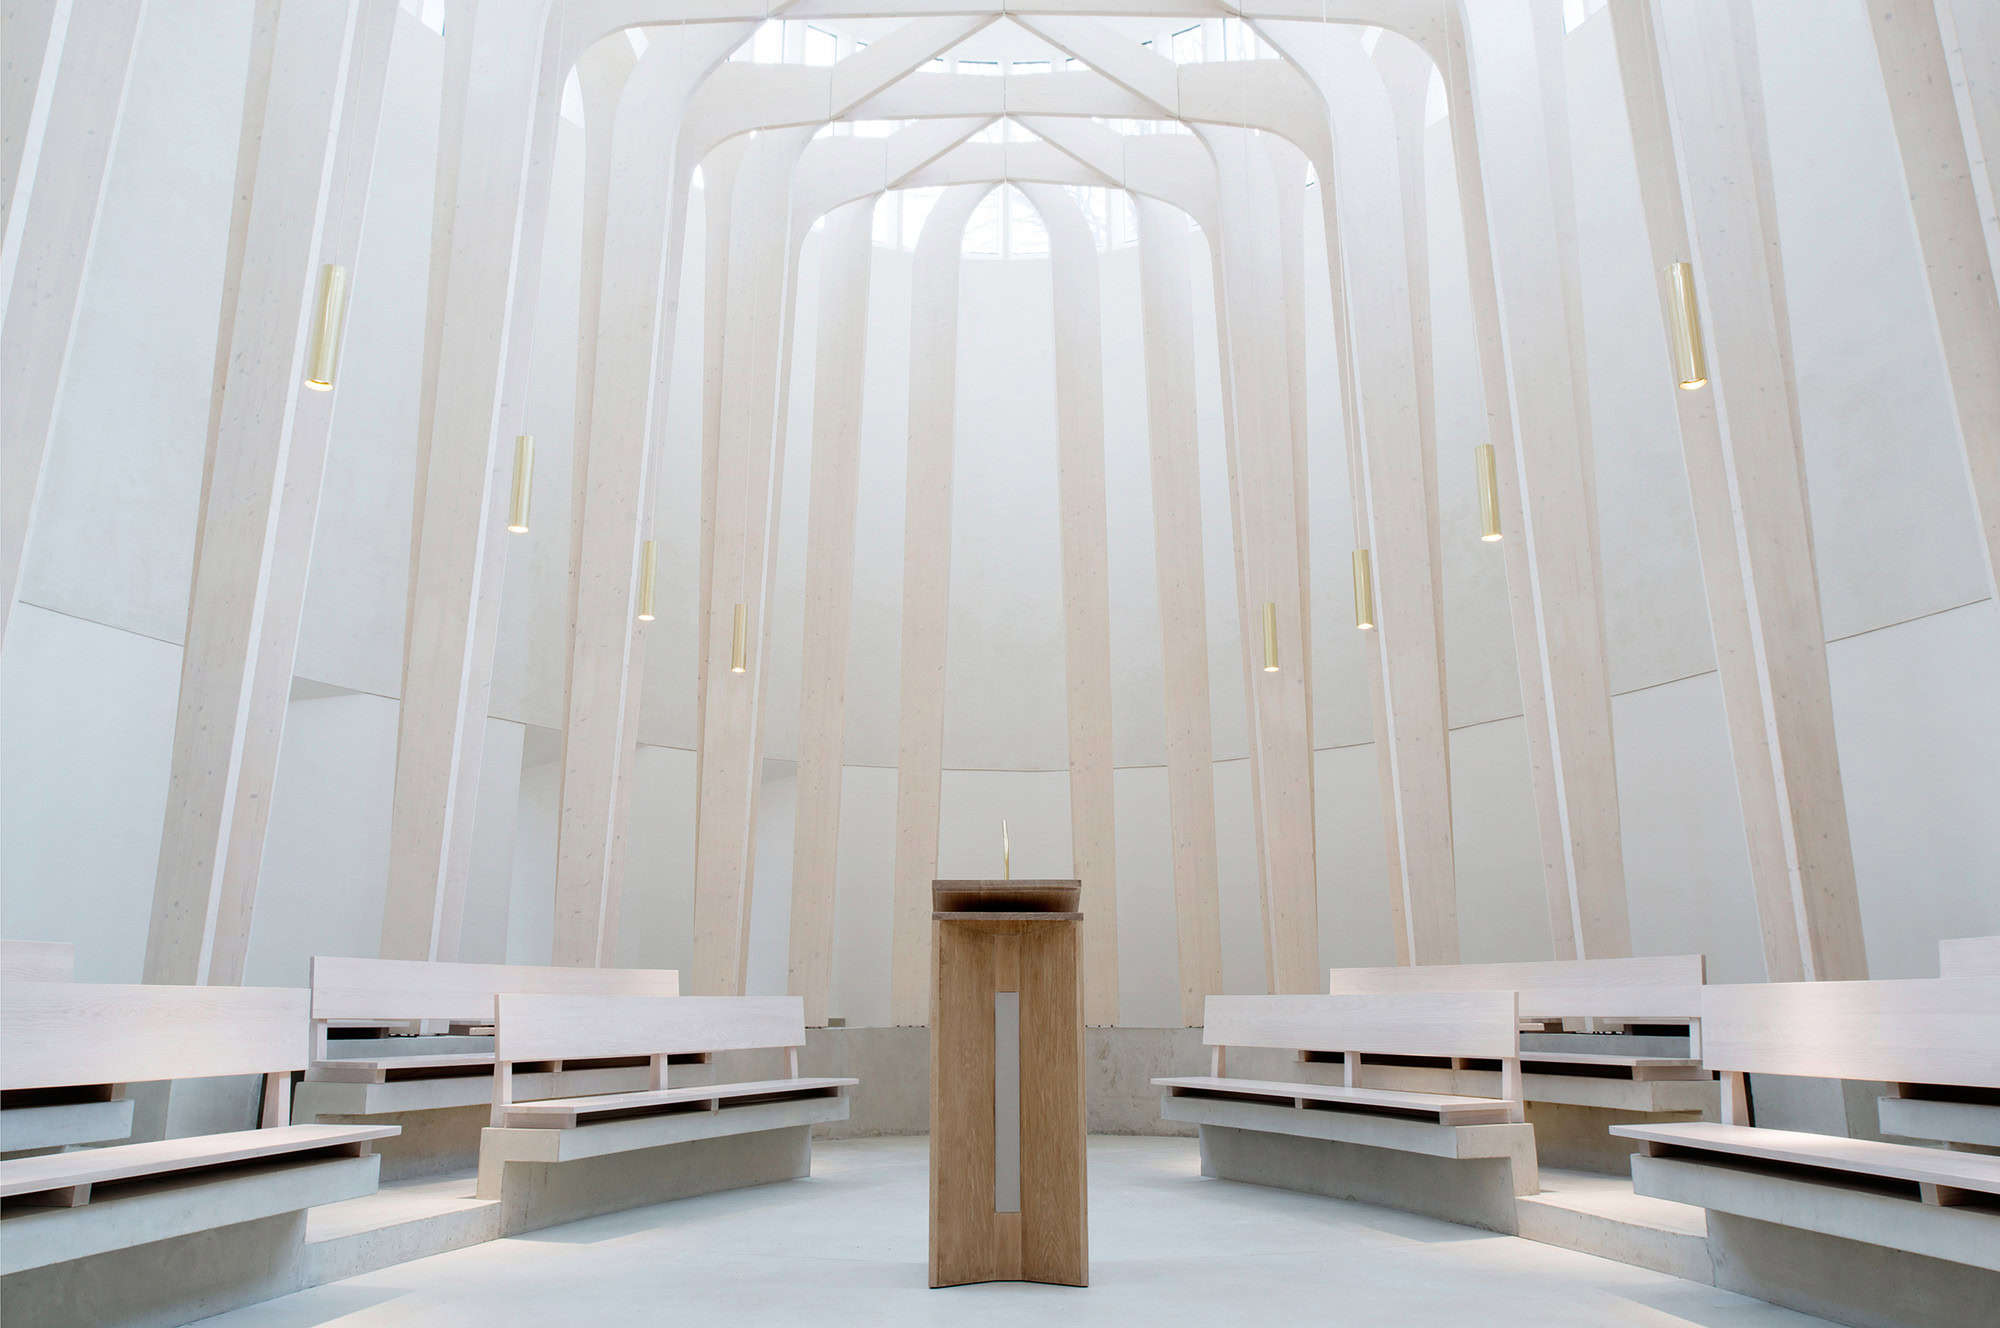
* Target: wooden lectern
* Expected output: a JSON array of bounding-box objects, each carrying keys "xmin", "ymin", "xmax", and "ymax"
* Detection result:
[{"xmin": 928, "ymin": 880, "xmax": 1088, "ymax": 1288}]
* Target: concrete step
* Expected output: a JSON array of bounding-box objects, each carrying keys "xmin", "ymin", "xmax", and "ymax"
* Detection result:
[
  {"xmin": 1516, "ymin": 1166, "xmax": 1713, "ymax": 1284},
  {"xmin": 304, "ymin": 1169, "xmax": 502, "ymax": 1286}
]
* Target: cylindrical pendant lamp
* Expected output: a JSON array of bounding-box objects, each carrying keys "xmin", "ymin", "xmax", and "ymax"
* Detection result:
[
  {"xmin": 303, "ymin": 263, "xmax": 349, "ymax": 392},
  {"xmin": 1476, "ymin": 444, "xmax": 1503, "ymax": 542},
  {"xmin": 1352, "ymin": 549, "xmax": 1375, "ymax": 631},
  {"xmin": 1667, "ymin": 261, "xmax": 1708, "ymax": 390},
  {"xmin": 506, "ymin": 435, "xmax": 533, "ymax": 533},
  {"xmin": 636, "ymin": 539, "xmax": 658, "ymax": 621},
  {"xmin": 1261, "ymin": 602, "xmax": 1280, "ymax": 673},
  {"xmin": 730, "ymin": 603, "xmax": 748, "ymax": 673}
]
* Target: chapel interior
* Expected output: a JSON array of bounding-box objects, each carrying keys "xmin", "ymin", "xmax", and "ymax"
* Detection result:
[{"xmin": 1, "ymin": 1, "xmax": 1997, "ymax": 1325}]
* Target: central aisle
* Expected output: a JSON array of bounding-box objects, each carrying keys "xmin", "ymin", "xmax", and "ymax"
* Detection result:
[{"xmin": 198, "ymin": 1136, "xmax": 1825, "ymax": 1326}]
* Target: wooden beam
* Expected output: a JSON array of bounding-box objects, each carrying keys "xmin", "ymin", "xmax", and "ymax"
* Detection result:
[
  {"xmin": 381, "ymin": 1, "xmax": 557, "ymax": 962},
  {"xmin": 788, "ymin": 200, "xmax": 874, "ymax": 1027},
  {"xmin": 689, "ymin": 127, "xmax": 815, "ymax": 995},
  {"xmin": 1446, "ymin": 3, "xmax": 1629, "ymax": 958},
  {"xmin": 1863, "ymin": 0, "xmax": 2000, "ymax": 602},
  {"xmin": 1134, "ymin": 198, "xmax": 1223, "ymax": 1024},
  {"xmin": 144, "ymin": 0, "xmax": 393, "ymax": 985},
  {"xmin": 550, "ymin": 38, "xmax": 638, "ymax": 967},
  {"xmin": 1647, "ymin": 0, "xmax": 1867, "ymax": 980},
  {"xmin": 1202, "ymin": 126, "xmax": 1320, "ymax": 993},
  {"xmin": 0, "ymin": 0, "xmax": 149, "ymax": 649},
  {"xmin": 1023, "ymin": 183, "xmax": 1119, "ymax": 1028},
  {"xmin": 889, "ymin": 184, "xmax": 990, "ymax": 1027}
]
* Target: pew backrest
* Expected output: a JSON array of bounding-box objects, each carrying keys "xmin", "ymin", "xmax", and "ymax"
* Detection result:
[
  {"xmin": 1700, "ymin": 978, "xmax": 2000, "ymax": 1090},
  {"xmin": 308, "ymin": 956, "xmax": 680, "ymax": 1028},
  {"xmin": 0, "ymin": 940, "xmax": 74, "ymax": 984},
  {"xmin": 1328, "ymin": 954, "xmax": 1706, "ymax": 1023},
  {"xmin": 0, "ymin": 982, "xmax": 308, "ymax": 1091},
  {"xmin": 494, "ymin": 994, "xmax": 805, "ymax": 1065},
  {"xmin": 1939, "ymin": 936, "xmax": 2000, "ymax": 980},
  {"xmin": 1203, "ymin": 992, "xmax": 1519, "ymax": 1062}
]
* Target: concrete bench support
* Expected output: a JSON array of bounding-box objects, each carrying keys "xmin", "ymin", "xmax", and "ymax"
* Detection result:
[{"xmin": 0, "ymin": 1152, "xmax": 383, "ymax": 1328}]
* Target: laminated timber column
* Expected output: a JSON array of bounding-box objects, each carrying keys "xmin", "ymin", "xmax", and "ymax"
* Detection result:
[
  {"xmin": 1313, "ymin": 31, "xmax": 1460, "ymax": 963},
  {"xmin": 888, "ymin": 185, "xmax": 990, "ymax": 1027},
  {"xmin": 1443, "ymin": 2, "xmax": 1630, "ymax": 959},
  {"xmin": 550, "ymin": 27, "xmax": 746, "ymax": 967},
  {"xmin": 1264, "ymin": 22, "xmax": 1462, "ymax": 963},
  {"xmin": 1204, "ymin": 127, "xmax": 1320, "ymax": 995},
  {"xmin": 1134, "ymin": 197, "xmax": 1224, "ymax": 1024},
  {"xmin": 1022, "ymin": 183, "xmax": 1119, "ymax": 1028},
  {"xmin": 787, "ymin": 200, "xmax": 874, "ymax": 1027},
  {"xmin": 693, "ymin": 136, "xmax": 748, "ymax": 774},
  {"xmin": 1863, "ymin": 0, "xmax": 2000, "ymax": 602},
  {"xmin": 0, "ymin": 0, "xmax": 149, "ymax": 649},
  {"xmin": 688, "ymin": 127, "xmax": 814, "ymax": 996},
  {"xmin": 548, "ymin": 38, "xmax": 635, "ymax": 966},
  {"xmin": 1645, "ymin": 0, "xmax": 1867, "ymax": 981},
  {"xmin": 380, "ymin": 0, "xmax": 558, "ymax": 963},
  {"xmin": 143, "ymin": 0, "xmax": 394, "ymax": 986}
]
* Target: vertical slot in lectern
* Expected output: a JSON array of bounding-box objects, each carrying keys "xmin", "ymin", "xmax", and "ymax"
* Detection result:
[{"xmin": 928, "ymin": 879, "xmax": 1087, "ymax": 1288}]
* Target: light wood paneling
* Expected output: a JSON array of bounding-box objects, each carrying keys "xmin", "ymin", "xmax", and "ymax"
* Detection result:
[
  {"xmin": 1940, "ymin": 936, "xmax": 2000, "ymax": 979},
  {"xmin": 494, "ymin": 993, "xmax": 806, "ymax": 1063},
  {"xmin": 1134, "ymin": 198, "xmax": 1223, "ymax": 1025},
  {"xmin": 0, "ymin": 982, "xmax": 310, "ymax": 1090},
  {"xmin": 0, "ymin": 941, "xmax": 74, "ymax": 984},
  {"xmin": 788, "ymin": 201, "xmax": 875, "ymax": 1027},
  {"xmin": 1203, "ymin": 991, "xmax": 1519, "ymax": 1062},
  {"xmin": 309, "ymin": 955, "xmax": 677, "ymax": 1026},
  {"xmin": 1698, "ymin": 978, "xmax": 2000, "ymax": 1087},
  {"xmin": 1024, "ymin": 184, "xmax": 1118, "ymax": 1029},
  {"xmin": 0, "ymin": 1124, "xmax": 398, "ymax": 1199},
  {"xmin": 889, "ymin": 185, "xmax": 990, "ymax": 1027},
  {"xmin": 1614, "ymin": 1120, "xmax": 2000, "ymax": 1198}
]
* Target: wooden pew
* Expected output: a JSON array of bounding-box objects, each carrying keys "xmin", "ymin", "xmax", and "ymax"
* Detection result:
[
  {"xmin": 477, "ymin": 994, "xmax": 855, "ymax": 1233},
  {"xmin": 0, "ymin": 981, "xmax": 397, "ymax": 1326},
  {"xmin": 1151, "ymin": 993, "xmax": 1538, "ymax": 1233},
  {"xmin": 0, "ymin": 940, "xmax": 74, "ymax": 983},
  {"xmin": 1327, "ymin": 955, "xmax": 1716, "ymax": 1172},
  {"xmin": 1878, "ymin": 937, "xmax": 2000, "ymax": 1151},
  {"xmin": 1612, "ymin": 978, "xmax": 2000, "ymax": 1327},
  {"xmin": 294, "ymin": 956, "xmax": 682, "ymax": 1179},
  {"xmin": 0, "ymin": 942, "xmax": 128, "ymax": 1156}
]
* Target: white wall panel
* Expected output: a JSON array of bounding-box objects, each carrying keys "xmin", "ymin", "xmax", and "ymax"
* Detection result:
[
  {"xmin": 0, "ymin": 606, "xmax": 178, "ymax": 982},
  {"xmin": 246, "ymin": 693, "xmax": 399, "ymax": 986},
  {"xmin": 1446, "ymin": 717, "xmax": 1551, "ymax": 963}
]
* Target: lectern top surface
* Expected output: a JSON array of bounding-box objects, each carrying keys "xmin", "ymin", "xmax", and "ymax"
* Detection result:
[{"xmin": 931, "ymin": 879, "xmax": 1081, "ymax": 915}]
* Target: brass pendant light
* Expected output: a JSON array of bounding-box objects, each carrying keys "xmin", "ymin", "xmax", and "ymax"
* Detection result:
[
  {"xmin": 1476, "ymin": 444, "xmax": 1503, "ymax": 542},
  {"xmin": 730, "ymin": 603, "xmax": 748, "ymax": 673},
  {"xmin": 1667, "ymin": 260, "xmax": 1708, "ymax": 390},
  {"xmin": 303, "ymin": 263, "xmax": 349, "ymax": 392},
  {"xmin": 1261, "ymin": 602, "xmax": 1280, "ymax": 673},
  {"xmin": 1352, "ymin": 549, "xmax": 1375, "ymax": 631},
  {"xmin": 506, "ymin": 435, "xmax": 533, "ymax": 533},
  {"xmin": 636, "ymin": 539, "xmax": 658, "ymax": 621}
]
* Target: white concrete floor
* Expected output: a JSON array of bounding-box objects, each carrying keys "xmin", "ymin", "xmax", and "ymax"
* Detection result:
[{"xmin": 196, "ymin": 1136, "xmax": 1829, "ymax": 1326}]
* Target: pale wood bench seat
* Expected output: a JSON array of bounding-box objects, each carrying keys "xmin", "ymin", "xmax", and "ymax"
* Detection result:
[
  {"xmin": 0, "ymin": 1123, "xmax": 398, "ymax": 1204},
  {"xmin": 0, "ymin": 980, "xmax": 399, "ymax": 1291},
  {"xmin": 1612, "ymin": 1120, "xmax": 2000, "ymax": 1203},
  {"xmin": 304, "ymin": 1051, "xmax": 697, "ymax": 1083},
  {"xmin": 1611, "ymin": 977, "xmax": 2000, "ymax": 1312},
  {"xmin": 476, "ymin": 994, "xmax": 852, "ymax": 1216},
  {"xmin": 1155, "ymin": 993, "xmax": 1539, "ymax": 1231},
  {"xmin": 1152, "ymin": 1075, "xmax": 1518, "ymax": 1126},
  {"xmin": 1876, "ymin": 940, "xmax": 2000, "ymax": 1152},
  {"xmin": 499, "ymin": 1077, "xmax": 858, "ymax": 1129}
]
